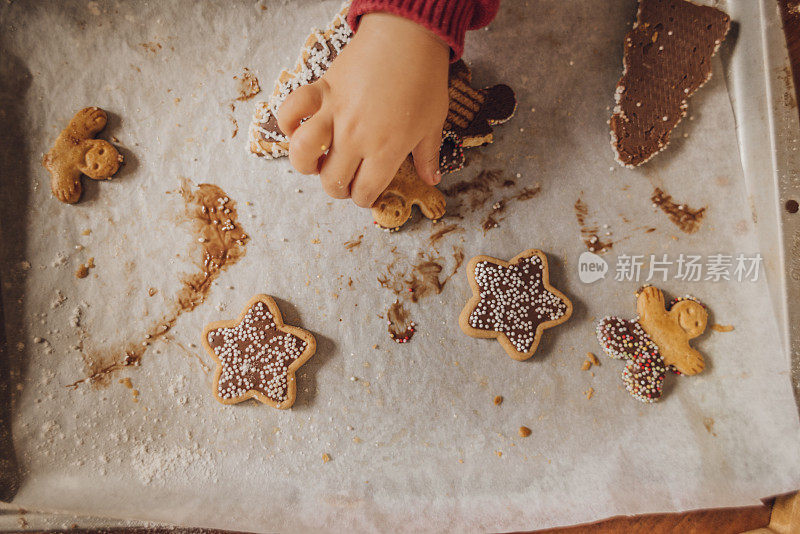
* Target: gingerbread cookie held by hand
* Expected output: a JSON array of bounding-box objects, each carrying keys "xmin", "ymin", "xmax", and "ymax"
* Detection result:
[
  {"xmin": 370, "ymin": 62, "xmax": 517, "ymax": 229},
  {"xmin": 596, "ymin": 286, "xmax": 708, "ymax": 403},
  {"xmin": 371, "ymin": 157, "xmax": 446, "ymax": 230},
  {"xmin": 43, "ymin": 107, "xmax": 123, "ymax": 204}
]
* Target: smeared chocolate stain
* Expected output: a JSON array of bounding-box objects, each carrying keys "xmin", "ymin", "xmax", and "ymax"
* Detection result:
[
  {"xmin": 158, "ymin": 333, "xmax": 212, "ymax": 374},
  {"xmin": 651, "ymin": 187, "xmax": 706, "ymax": 234},
  {"xmin": 428, "ymin": 224, "xmax": 462, "ymax": 247},
  {"xmin": 377, "ymin": 257, "xmax": 406, "ymax": 295},
  {"xmin": 451, "ymin": 247, "xmax": 465, "ymax": 276},
  {"xmin": 378, "ymin": 246, "xmax": 464, "ymax": 342},
  {"xmin": 440, "ymin": 169, "xmax": 511, "ymax": 210},
  {"xmin": 66, "ymin": 179, "xmax": 248, "ymax": 389},
  {"xmin": 379, "ymin": 248, "xmax": 464, "ymax": 304},
  {"xmin": 387, "ymin": 300, "xmax": 415, "ymax": 343},
  {"xmin": 407, "ymin": 260, "xmax": 445, "ymax": 303},
  {"xmin": 234, "ymin": 67, "xmax": 261, "ymax": 102},
  {"xmin": 483, "ymin": 200, "xmax": 507, "ymax": 232},
  {"xmin": 482, "ymin": 185, "xmax": 542, "ymax": 233},
  {"xmin": 344, "ymin": 234, "xmax": 364, "ymax": 251},
  {"xmin": 574, "ymin": 196, "xmax": 614, "ymax": 253}
]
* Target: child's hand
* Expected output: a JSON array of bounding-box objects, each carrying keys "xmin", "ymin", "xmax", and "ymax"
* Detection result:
[{"xmin": 277, "ymin": 12, "xmax": 450, "ymax": 208}]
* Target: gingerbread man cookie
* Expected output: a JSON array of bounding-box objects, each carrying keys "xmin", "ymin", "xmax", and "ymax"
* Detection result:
[
  {"xmin": 202, "ymin": 295, "xmax": 316, "ymax": 409},
  {"xmin": 459, "ymin": 249, "xmax": 572, "ymax": 361},
  {"xmin": 43, "ymin": 107, "xmax": 123, "ymax": 204},
  {"xmin": 371, "ymin": 63, "xmax": 517, "ymax": 229},
  {"xmin": 596, "ymin": 286, "xmax": 708, "ymax": 403},
  {"xmin": 370, "ymin": 157, "xmax": 446, "ymax": 230}
]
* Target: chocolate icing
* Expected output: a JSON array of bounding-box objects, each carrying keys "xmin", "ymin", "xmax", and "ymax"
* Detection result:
[
  {"xmin": 596, "ymin": 316, "xmax": 670, "ymax": 402},
  {"xmin": 468, "ymin": 255, "xmax": 569, "ymax": 353},
  {"xmin": 651, "ymin": 186, "xmax": 706, "ymax": 233},
  {"xmin": 610, "ymin": 0, "xmax": 730, "ymax": 167},
  {"xmin": 66, "ymin": 180, "xmax": 248, "ymax": 389},
  {"xmin": 208, "ymin": 301, "xmax": 306, "ymax": 402},
  {"xmin": 387, "ymin": 300, "xmax": 415, "ymax": 343},
  {"xmin": 446, "ymin": 60, "xmax": 517, "ymax": 145}
]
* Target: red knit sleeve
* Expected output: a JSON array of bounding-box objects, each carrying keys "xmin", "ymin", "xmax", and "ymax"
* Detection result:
[{"xmin": 347, "ymin": 0, "xmax": 500, "ymax": 60}]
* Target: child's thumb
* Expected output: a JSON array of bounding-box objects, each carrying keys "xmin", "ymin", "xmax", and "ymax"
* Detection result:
[{"xmin": 412, "ymin": 130, "xmax": 442, "ymax": 186}]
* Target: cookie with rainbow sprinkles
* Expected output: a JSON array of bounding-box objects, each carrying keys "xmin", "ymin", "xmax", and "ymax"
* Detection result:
[{"xmin": 596, "ymin": 285, "xmax": 708, "ymax": 403}]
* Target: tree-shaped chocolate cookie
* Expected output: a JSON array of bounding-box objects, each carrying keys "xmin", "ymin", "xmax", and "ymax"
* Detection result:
[
  {"xmin": 610, "ymin": 0, "xmax": 730, "ymax": 166},
  {"xmin": 43, "ymin": 107, "xmax": 123, "ymax": 204},
  {"xmin": 596, "ymin": 286, "xmax": 708, "ymax": 403}
]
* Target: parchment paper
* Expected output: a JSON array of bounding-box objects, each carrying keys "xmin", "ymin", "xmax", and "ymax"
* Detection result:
[{"xmin": 1, "ymin": 0, "xmax": 799, "ymax": 532}]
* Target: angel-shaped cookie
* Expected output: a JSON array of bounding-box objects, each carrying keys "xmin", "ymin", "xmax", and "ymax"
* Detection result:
[
  {"xmin": 596, "ymin": 286, "xmax": 708, "ymax": 403},
  {"xmin": 370, "ymin": 156, "xmax": 446, "ymax": 230},
  {"xmin": 43, "ymin": 107, "xmax": 123, "ymax": 204}
]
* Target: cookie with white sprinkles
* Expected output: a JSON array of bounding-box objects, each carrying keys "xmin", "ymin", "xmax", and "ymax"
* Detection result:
[
  {"xmin": 459, "ymin": 249, "xmax": 572, "ymax": 361},
  {"xmin": 202, "ymin": 295, "xmax": 316, "ymax": 409}
]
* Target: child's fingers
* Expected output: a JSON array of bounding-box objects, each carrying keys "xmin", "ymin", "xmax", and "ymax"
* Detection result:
[
  {"xmin": 319, "ymin": 146, "xmax": 362, "ymax": 199},
  {"xmin": 411, "ymin": 129, "xmax": 442, "ymax": 185},
  {"xmin": 288, "ymin": 113, "xmax": 333, "ymax": 175},
  {"xmin": 277, "ymin": 82, "xmax": 325, "ymax": 137},
  {"xmin": 349, "ymin": 154, "xmax": 405, "ymax": 208}
]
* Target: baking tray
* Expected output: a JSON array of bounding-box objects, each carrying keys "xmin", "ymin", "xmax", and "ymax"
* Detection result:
[
  {"xmin": 724, "ymin": 0, "xmax": 800, "ymax": 403},
  {"xmin": 0, "ymin": 0, "xmax": 799, "ymax": 531}
]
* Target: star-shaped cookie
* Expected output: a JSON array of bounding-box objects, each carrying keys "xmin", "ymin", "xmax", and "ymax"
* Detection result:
[
  {"xmin": 459, "ymin": 249, "xmax": 572, "ymax": 360},
  {"xmin": 202, "ymin": 295, "xmax": 316, "ymax": 409}
]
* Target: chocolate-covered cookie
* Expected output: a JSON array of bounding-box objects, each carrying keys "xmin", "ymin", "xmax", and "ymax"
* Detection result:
[
  {"xmin": 202, "ymin": 295, "xmax": 316, "ymax": 409},
  {"xmin": 459, "ymin": 249, "xmax": 572, "ymax": 361},
  {"xmin": 610, "ymin": 0, "xmax": 730, "ymax": 167}
]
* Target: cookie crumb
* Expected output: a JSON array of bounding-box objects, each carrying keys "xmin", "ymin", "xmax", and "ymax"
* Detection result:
[
  {"xmin": 581, "ymin": 360, "xmax": 592, "ymax": 371},
  {"xmin": 585, "ymin": 387, "xmax": 594, "ymax": 400},
  {"xmin": 495, "ymin": 450, "xmax": 502, "ymax": 457},
  {"xmin": 81, "ymin": 229, "xmax": 91, "ymax": 236},
  {"xmin": 493, "ymin": 395, "xmax": 503, "ymax": 405},
  {"xmin": 587, "ymin": 352, "xmax": 600, "ymax": 365},
  {"xmin": 518, "ymin": 426, "xmax": 532, "ymax": 438},
  {"xmin": 711, "ymin": 323, "xmax": 734, "ymax": 333},
  {"xmin": 75, "ymin": 259, "xmax": 95, "ymax": 279},
  {"xmin": 322, "ymin": 453, "xmax": 331, "ymax": 463}
]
